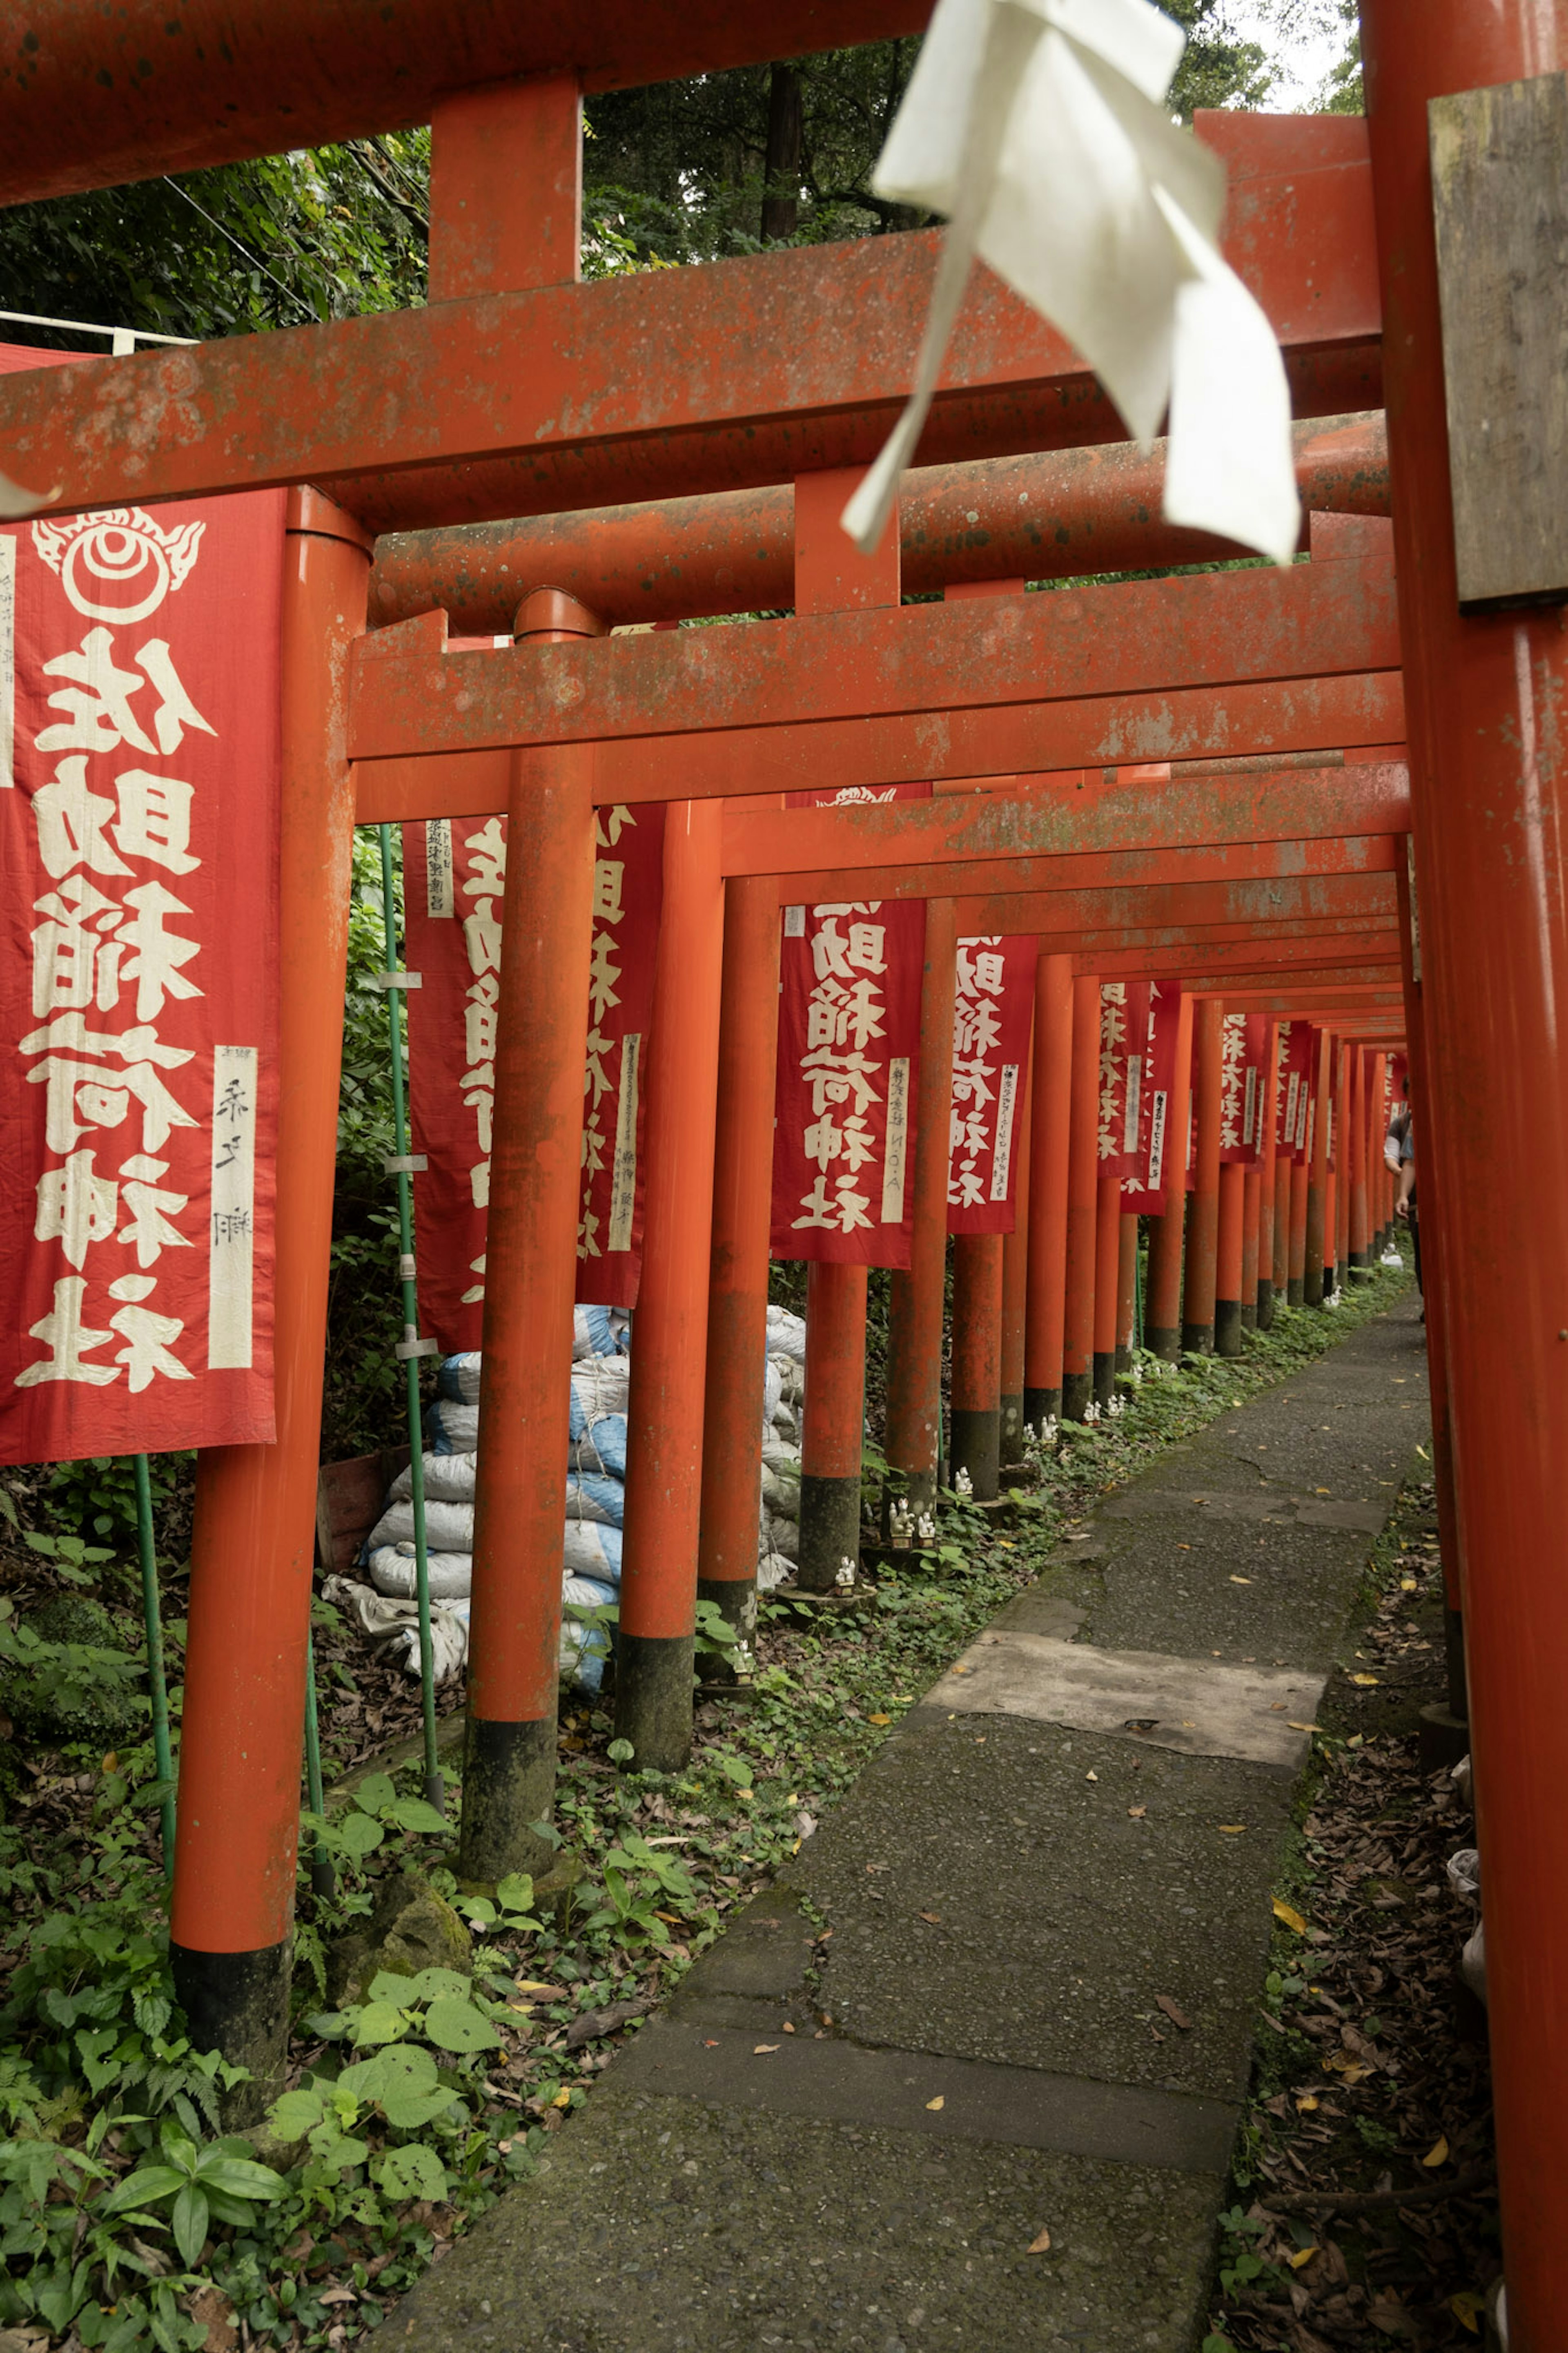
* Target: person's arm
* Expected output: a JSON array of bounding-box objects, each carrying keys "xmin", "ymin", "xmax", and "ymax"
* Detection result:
[{"xmin": 1396, "ymin": 1156, "xmax": 1416, "ymax": 1219}]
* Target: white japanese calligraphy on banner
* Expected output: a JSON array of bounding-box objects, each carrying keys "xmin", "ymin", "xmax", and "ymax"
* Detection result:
[{"xmin": 948, "ymin": 934, "xmax": 1036, "ymax": 1233}]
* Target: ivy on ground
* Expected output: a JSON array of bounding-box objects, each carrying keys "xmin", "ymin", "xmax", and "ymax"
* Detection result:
[{"xmin": 0, "ymin": 1260, "xmax": 1411, "ymax": 2349}]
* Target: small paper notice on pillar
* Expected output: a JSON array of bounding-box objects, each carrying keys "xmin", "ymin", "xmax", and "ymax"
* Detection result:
[
  {"xmin": 842, "ymin": 0, "xmax": 1300, "ymax": 569},
  {"xmin": 208, "ymin": 1046, "xmax": 258, "ymax": 1370}
]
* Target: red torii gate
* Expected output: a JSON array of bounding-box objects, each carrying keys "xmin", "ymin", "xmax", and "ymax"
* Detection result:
[{"xmin": 2, "ymin": 8, "xmax": 1565, "ymax": 2343}]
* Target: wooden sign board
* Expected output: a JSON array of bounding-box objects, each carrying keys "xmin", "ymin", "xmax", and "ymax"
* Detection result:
[{"xmin": 1430, "ymin": 71, "xmax": 1568, "ymax": 611}]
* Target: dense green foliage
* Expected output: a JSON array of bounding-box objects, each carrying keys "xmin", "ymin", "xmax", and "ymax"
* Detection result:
[{"xmin": 0, "ymin": 6, "xmax": 1288, "ymax": 347}]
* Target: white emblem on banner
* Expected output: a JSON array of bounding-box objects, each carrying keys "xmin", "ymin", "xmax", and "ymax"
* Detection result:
[
  {"xmin": 208, "ymin": 1045, "xmax": 256, "ymax": 1369},
  {"xmin": 783, "ymin": 905, "xmax": 806, "ymax": 939}
]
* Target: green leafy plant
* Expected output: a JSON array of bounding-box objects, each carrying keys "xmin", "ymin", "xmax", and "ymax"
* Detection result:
[
  {"xmin": 451, "ymin": 1873, "xmax": 546, "ymax": 1937},
  {"xmin": 300, "ymin": 1769, "xmax": 451, "ymax": 1871},
  {"xmin": 583, "ymin": 1834, "xmax": 697, "ymax": 1948},
  {"xmin": 100, "ymin": 2119, "xmax": 283, "ymax": 2266}
]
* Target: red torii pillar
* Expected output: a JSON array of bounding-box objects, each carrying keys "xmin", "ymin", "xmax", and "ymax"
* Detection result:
[
  {"xmin": 1023, "ymin": 953, "xmax": 1074, "ymax": 1430},
  {"xmin": 1256, "ymin": 1017, "xmax": 1282, "ymax": 1327},
  {"xmin": 1062, "ymin": 976, "xmax": 1100, "ymax": 1420},
  {"xmin": 1145, "ymin": 990, "xmax": 1194, "ymax": 1359},
  {"xmin": 1000, "ymin": 1054, "xmax": 1031, "ymax": 1465},
  {"xmin": 793, "ymin": 471, "xmax": 901, "ymax": 1580},
  {"xmin": 697, "ymin": 872, "xmax": 781, "ymax": 1655},
  {"xmin": 885, "ymin": 901, "xmax": 958, "ymax": 1511},
  {"xmin": 172, "ymin": 492, "xmax": 370, "ymax": 2100},
  {"xmin": 1183, "ymin": 999, "xmax": 1223, "ymax": 1354},
  {"xmin": 1303, "ymin": 1026, "xmax": 1331, "ymax": 1307}
]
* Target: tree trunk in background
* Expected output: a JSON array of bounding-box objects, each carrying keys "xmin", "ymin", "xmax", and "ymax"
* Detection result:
[{"xmin": 761, "ymin": 64, "xmax": 802, "ymax": 242}]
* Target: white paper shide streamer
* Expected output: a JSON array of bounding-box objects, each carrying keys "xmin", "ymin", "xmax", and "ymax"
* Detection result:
[{"xmin": 842, "ymin": 0, "xmax": 1301, "ymax": 567}]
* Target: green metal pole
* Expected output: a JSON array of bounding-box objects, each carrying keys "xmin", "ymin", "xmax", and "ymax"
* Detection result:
[
  {"xmin": 132, "ymin": 1453, "xmax": 176, "ymax": 1878},
  {"xmin": 376, "ymin": 823, "xmax": 444, "ymax": 1812},
  {"xmin": 303, "ymin": 1628, "xmax": 334, "ymax": 1901}
]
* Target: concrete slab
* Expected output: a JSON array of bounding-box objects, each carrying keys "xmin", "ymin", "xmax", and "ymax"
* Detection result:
[
  {"xmin": 922, "ymin": 1631, "xmax": 1323, "ymax": 1768},
  {"xmin": 393, "ymin": 2090, "xmax": 1222, "ymax": 2353},
  {"xmin": 787, "ymin": 1713, "xmax": 1294, "ymax": 2102}
]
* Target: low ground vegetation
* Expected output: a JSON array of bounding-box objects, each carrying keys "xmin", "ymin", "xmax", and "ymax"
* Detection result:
[{"xmin": 0, "ymin": 1258, "xmax": 1424, "ymax": 2350}]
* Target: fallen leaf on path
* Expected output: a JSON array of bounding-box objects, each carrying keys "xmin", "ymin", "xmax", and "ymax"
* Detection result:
[
  {"xmin": 1026, "ymin": 2227, "xmax": 1052, "ymax": 2254},
  {"xmin": 753, "ymin": 2044, "xmax": 780, "ymax": 2054},
  {"xmin": 918, "ymin": 1911, "xmax": 942, "ymax": 1923},
  {"xmin": 1272, "ymin": 1898, "xmax": 1308, "ymax": 1935},
  {"xmin": 1156, "ymin": 1994, "xmax": 1192, "ymax": 2030},
  {"xmin": 1287, "ymin": 2245, "xmax": 1318, "ymax": 2270},
  {"xmin": 1422, "ymin": 2134, "xmax": 1450, "ymax": 2167},
  {"xmin": 1127, "ymin": 1805, "xmax": 1147, "ymax": 1819},
  {"xmin": 1218, "ymin": 1824, "xmax": 1247, "ymax": 1834},
  {"xmin": 1295, "ymin": 2094, "xmax": 1319, "ymax": 2112},
  {"xmin": 1229, "ymin": 1575, "xmax": 1252, "ymax": 1585},
  {"xmin": 1085, "ymin": 1770, "xmax": 1098, "ymax": 1782},
  {"xmin": 867, "ymin": 1713, "xmax": 891, "ymax": 1726},
  {"xmin": 1449, "ymin": 2291, "xmax": 1483, "ymax": 2333},
  {"xmin": 1350, "ymin": 1673, "xmax": 1381, "ymax": 1687},
  {"xmin": 1287, "ymin": 1722, "xmax": 1323, "ymax": 1733},
  {"xmin": 925, "ymin": 2096, "xmax": 944, "ymax": 2111}
]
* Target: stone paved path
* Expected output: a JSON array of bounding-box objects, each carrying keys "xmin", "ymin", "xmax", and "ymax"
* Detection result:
[{"xmin": 394, "ymin": 1298, "xmax": 1430, "ymax": 2353}]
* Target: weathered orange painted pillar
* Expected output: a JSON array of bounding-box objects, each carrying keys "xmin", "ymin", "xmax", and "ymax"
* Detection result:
[
  {"xmin": 1092, "ymin": 1172, "xmax": 1122, "ymax": 1408},
  {"xmin": 1240, "ymin": 1170, "xmax": 1261, "ymax": 1331},
  {"xmin": 951, "ymin": 1235, "xmax": 1004, "ymax": 1495},
  {"xmin": 1145, "ymin": 991, "xmax": 1194, "ymax": 1359},
  {"xmin": 1304, "ymin": 1028, "xmax": 1330, "ymax": 1307},
  {"xmin": 615, "ymin": 798, "xmax": 725, "ymax": 1770},
  {"xmin": 886, "ymin": 900, "xmax": 958, "ymax": 1511},
  {"xmin": 1182, "ymin": 999, "xmax": 1223, "ymax": 1354},
  {"xmin": 1062, "ymin": 976, "xmax": 1100, "ymax": 1420},
  {"xmin": 1288, "ymin": 1153, "xmax": 1309, "ymax": 1307},
  {"xmin": 698, "ymin": 872, "xmax": 781, "ymax": 1653},
  {"xmin": 1116, "ymin": 1211, "xmax": 1138, "ymax": 1371},
  {"xmin": 1000, "ymin": 1059, "xmax": 1031, "ymax": 1465},
  {"xmin": 1024, "ymin": 953, "xmax": 1074, "ymax": 1428},
  {"xmin": 459, "ymin": 587, "xmax": 603, "ymax": 1881},
  {"xmin": 1215, "ymin": 1161, "xmax": 1246, "ymax": 1356},
  {"xmin": 173, "ymin": 493, "xmax": 370, "ymax": 2096},
  {"xmin": 1348, "ymin": 1046, "xmax": 1370, "ymax": 1271},
  {"xmin": 1256, "ymin": 1019, "xmax": 1281, "ymax": 1328},
  {"xmin": 1332, "ymin": 1038, "xmax": 1352, "ymax": 1291},
  {"xmin": 792, "ymin": 469, "xmax": 902, "ymax": 1570},
  {"xmin": 799, "ymin": 1261, "xmax": 870, "ymax": 1583},
  {"xmin": 1364, "ymin": 11, "xmax": 1568, "ymax": 2329}
]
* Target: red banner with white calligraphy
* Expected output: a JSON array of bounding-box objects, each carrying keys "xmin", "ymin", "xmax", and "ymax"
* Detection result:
[
  {"xmin": 1121, "ymin": 979, "xmax": 1182, "ymax": 1216},
  {"xmin": 1220, "ymin": 1011, "xmax": 1270, "ymax": 1165},
  {"xmin": 947, "ymin": 935, "xmax": 1036, "ymax": 1233},
  {"xmin": 1096, "ymin": 980, "xmax": 1152, "ymax": 1183},
  {"xmin": 403, "ymin": 802, "xmax": 664, "ymax": 1352},
  {"xmin": 0, "ymin": 491, "xmax": 286, "ymax": 1464},
  {"xmin": 1277, "ymin": 1021, "xmax": 1315, "ymax": 1162}
]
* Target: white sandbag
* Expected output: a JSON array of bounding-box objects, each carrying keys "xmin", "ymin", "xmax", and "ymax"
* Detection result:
[
  {"xmin": 322, "ymin": 1576, "xmax": 470, "ymax": 1682},
  {"xmin": 765, "ymin": 1515, "xmax": 799, "ymax": 1563},
  {"xmin": 757, "ymin": 1548, "xmax": 794, "ymax": 1594},
  {"xmin": 368, "ymin": 1496, "xmax": 475, "ymax": 1557},
  {"xmin": 365, "ymin": 1542, "xmax": 474, "ymax": 1600},
  {"xmin": 389, "ymin": 1450, "xmax": 478, "ymax": 1505},
  {"xmin": 575, "ymin": 1304, "xmax": 631, "ymax": 1360},
  {"xmin": 568, "ymin": 1355, "xmax": 633, "ymax": 1429},
  {"xmin": 563, "ymin": 1520, "xmax": 622, "ymax": 1585},
  {"xmin": 428, "ymin": 1398, "xmax": 478, "ymax": 1455},
  {"xmin": 1461, "ymin": 1920, "xmax": 1487, "ymax": 2007},
  {"xmin": 559, "ymin": 1613, "xmax": 610, "ymax": 1694},
  {"xmin": 566, "ymin": 1471, "xmax": 625, "ymax": 1527},
  {"xmin": 563, "ymin": 1572, "xmax": 617, "ymax": 1618},
  {"xmin": 762, "ymin": 1355, "xmax": 784, "ymax": 1438},
  {"xmin": 766, "ymin": 1305, "xmax": 807, "ymax": 1362},
  {"xmin": 569, "ymin": 1413, "xmax": 628, "ymax": 1479},
  {"xmin": 436, "ymin": 1352, "xmax": 483, "ymax": 1405},
  {"xmin": 760, "ymin": 1458, "xmax": 800, "ymax": 1521}
]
